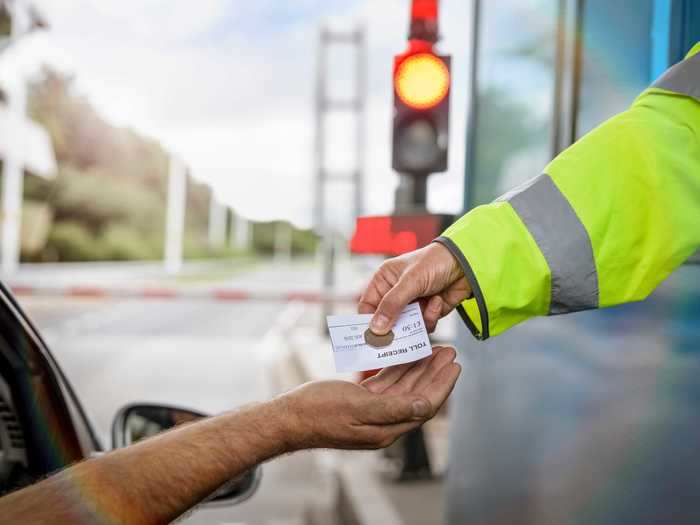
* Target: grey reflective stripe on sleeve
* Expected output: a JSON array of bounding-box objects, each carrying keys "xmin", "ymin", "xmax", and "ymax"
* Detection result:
[
  {"xmin": 652, "ymin": 51, "xmax": 700, "ymax": 100},
  {"xmin": 502, "ymin": 174, "xmax": 599, "ymax": 315}
]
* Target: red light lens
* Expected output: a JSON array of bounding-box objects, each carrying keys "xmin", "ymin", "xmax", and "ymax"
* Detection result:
[
  {"xmin": 411, "ymin": 0, "xmax": 438, "ymax": 20},
  {"xmin": 395, "ymin": 53, "xmax": 450, "ymax": 110}
]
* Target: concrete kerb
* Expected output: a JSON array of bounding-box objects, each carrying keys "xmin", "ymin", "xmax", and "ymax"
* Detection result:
[{"xmin": 260, "ymin": 302, "xmax": 311, "ymax": 393}]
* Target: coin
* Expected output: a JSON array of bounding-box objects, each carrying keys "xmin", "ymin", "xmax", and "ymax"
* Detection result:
[{"xmin": 364, "ymin": 328, "xmax": 395, "ymax": 348}]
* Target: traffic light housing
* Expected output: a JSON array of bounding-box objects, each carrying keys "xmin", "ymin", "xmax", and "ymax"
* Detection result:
[{"xmin": 392, "ymin": 51, "xmax": 451, "ymax": 175}]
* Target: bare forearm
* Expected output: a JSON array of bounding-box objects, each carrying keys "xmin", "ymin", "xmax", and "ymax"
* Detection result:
[
  {"xmin": 0, "ymin": 353, "xmax": 461, "ymax": 524},
  {"xmin": 1, "ymin": 399, "xmax": 297, "ymax": 525}
]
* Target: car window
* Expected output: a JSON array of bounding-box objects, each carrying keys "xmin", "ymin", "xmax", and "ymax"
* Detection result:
[
  {"xmin": 0, "ymin": 369, "xmax": 30, "ymax": 496},
  {"xmin": 0, "ymin": 288, "xmax": 87, "ymax": 490},
  {"xmin": 0, "ymin": 283, "xmax": 101, "ymax": 456}
]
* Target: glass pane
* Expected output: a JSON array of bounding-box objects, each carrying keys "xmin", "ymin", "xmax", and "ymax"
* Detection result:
[
  {"xmin": 575, "ymin": 1, "xmax": 700, "ymax": 521},
  {"xmin": 679, "ymin": 0, "xmax": 700, "ymax": 59},
  {"xmin": 449, "ymin": 2, "xmax": 700, "ymax": 524},
  {"xmin": 576, "ymin": 0, "xmax": 653, "ymax": 136},
  {"xmin": 469, "ymin": 0, "xmax": 558, "ymax": 206}
]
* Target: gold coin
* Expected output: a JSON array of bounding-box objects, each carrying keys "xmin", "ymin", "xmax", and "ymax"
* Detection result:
[{"xmin": 364, "ymin": 328, "xmax": 395, "ymax": 348}]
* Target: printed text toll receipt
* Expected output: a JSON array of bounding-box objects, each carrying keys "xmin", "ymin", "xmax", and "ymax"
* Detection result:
[{"xmin": 326, "ymin": 302, "xmax": 432, "ymax": 373}]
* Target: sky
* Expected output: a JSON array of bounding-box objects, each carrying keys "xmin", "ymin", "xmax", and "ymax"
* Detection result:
[{"xmin": 4, "ymin": 0, "xmax": 474, "ymax": 230}]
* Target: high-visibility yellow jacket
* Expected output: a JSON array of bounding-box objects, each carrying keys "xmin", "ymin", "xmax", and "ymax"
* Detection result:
[{"xmin": 436, "ymin": 43, "xmax": 700, "ymax": 340}]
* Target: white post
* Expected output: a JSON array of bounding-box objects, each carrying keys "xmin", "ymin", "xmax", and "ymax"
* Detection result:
[
  {"xmin": 233, "ymin": 214, "xmax": 251, "ymax": 251},
  {"xmin": 1, "ymin": 77, "xmax": 27, "ymax": 275},
  {"xmin": 0, "ymin": 1, "xmax": 54, "ymax": 275},
  {"xmin": 2, "ymin": 155, "xmax": 23, "ymax": 275},
  {"xmin": 164, "ymin": 155, "xmax": 186, "ymax": 274},
  {"xmin": 208, "ymin": 193, "xmax": 226, "ymax": 249},
  {"xmin": 2, "ymin": 11, "xmax": 22, "ymax": 275}
]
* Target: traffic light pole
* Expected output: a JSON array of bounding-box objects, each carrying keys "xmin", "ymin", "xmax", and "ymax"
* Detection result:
[{"xmin": 395, "ymin": 172, "xmax": 428, "ymax": 212}]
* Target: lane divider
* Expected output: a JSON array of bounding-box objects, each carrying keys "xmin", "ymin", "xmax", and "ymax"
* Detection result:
[{"xmin": 9, "ymin": 284, "xmax": 360, "ymax": 304}]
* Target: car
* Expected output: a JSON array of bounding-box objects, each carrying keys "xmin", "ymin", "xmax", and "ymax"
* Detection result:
[{"xmin": 0, "ymin": 281, "xmax": 260, "ymax": 510}]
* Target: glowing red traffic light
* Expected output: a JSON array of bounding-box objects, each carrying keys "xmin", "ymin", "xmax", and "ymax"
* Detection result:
[
  {"xmin": 411, "ymin": 0, "xmax": 438, "ymax": 21},
  {"xmin": 350, "ymin": 215, "xmax": 451, "ymax": 256},
  {"xmin": 394, "ymin": 53, "xmax": 450, "ymax": 110},
  {"xmin": 350, "ymin": 217, "xmax": 418, "ymax": 256}
]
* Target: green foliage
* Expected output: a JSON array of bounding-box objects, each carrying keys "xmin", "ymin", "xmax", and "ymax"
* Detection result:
[
  {"xmin": 21, "ymin": 200, "xmax": 53, "ymax": 256},
  {"xmin": 291, "ymin": 228, "xmax": 320, "ymax": 254},
  {"xmin": 182, "ymin": 238, "xmax": 245, "ymax": 260},
  {"xmin": 45, "ymin": 221, "xmax": 161, "ymax": 262},
  {"xmin": 24, "ymin": 68, "xmax": 212, "ymax": 261},
  {"xmin": 101, "ymin": 224, "xmax": 161, "ymax": 261},
  {"xmin": 50, "ymin": 167, "xmax": 165, "ymax": 234},
  {"xmin": 24, "ymin": 67, "xmax": 317, "ymax": 262},
  {"xmin": 252, "ymin": 221, "xmax": 319, "ymax": 255},
  {"xmin": 48, "ymin": 221, "xmax": 106, "ymax": 262}
]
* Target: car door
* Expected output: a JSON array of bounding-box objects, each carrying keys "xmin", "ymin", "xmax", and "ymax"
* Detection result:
[{"xmin": 0, "ymin": 281, "xmax": 100, "ymax": 496}]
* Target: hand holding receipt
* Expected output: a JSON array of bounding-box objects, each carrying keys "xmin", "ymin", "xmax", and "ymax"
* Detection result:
[{"xmin": 327, "ymin": 302, "xmax": 433, "ymax": 373}]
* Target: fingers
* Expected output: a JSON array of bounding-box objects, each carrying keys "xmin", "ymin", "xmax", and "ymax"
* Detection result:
[
  {"xmin": 381, "ymin": 346, "xmax": 451, "ymax": 395},
  {"xmin": 361, "ymin": 361, "xmax": 416, "ymax": 394},
  {"xmin": 419, "ymin": 362, "xmax": 462, "ymax": 415},
  {"xmin": 423, "ymin": 295, "xmax": 444, "ymax": 333},
  {"xmin": 358, "ymin": 285, "xmax": 380, "ymax": 315},
  {"xmin": 359, "ymin": 394, "xmax": 431, "ymax": 425},
  {"xmin": 361, "ymin": 345, "xmax": 446, "ymax": 394},
  {"xmin": 363, "ymin": 346, "xmax": 455, "ymax": 396},
  {"xmin": 409, "ymin": 346, "xmax": 457, "ymax": 394},
  {"xmin": 354, "ymin": 354, "xmax": 461, "ymax": 449},
  {"xmin": 372, "ymin": 420, "xmax": 423, "ymax": 448},
  {"xmin": 358, "ymin": 266, "xmax": 399, "ymax": 315},
  {"xmin": 370, "ymin": 274, "xmax": 421, "ymax": 335},
  {"xmin": 392, "ymin": 349, "xmax": 440, "ymax": 394}
]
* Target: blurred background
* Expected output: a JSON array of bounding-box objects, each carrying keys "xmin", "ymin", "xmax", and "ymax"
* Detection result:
[{"xmin": 1, "ymin": 1, "xmax": 699, "ymax": 524}]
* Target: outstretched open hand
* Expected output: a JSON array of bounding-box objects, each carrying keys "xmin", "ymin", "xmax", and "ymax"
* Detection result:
[{"xmin": 283, "ymin": 346, "xmax": 460, "ymax": 451}]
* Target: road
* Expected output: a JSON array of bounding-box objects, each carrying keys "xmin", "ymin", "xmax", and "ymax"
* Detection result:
[{"xmin": 15, "ymin": 259, "xmax": 371, "ymax": 525}]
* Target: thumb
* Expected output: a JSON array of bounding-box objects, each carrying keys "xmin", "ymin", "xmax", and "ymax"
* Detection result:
[
  {"xmin": 362, "ymin": 395, "xmax": 432, "ymax": 425},
  {"xmin": 370, "ymin": 275, "xmax": 421, "ymax": 335}
]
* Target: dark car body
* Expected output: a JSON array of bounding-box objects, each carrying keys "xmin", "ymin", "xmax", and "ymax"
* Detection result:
[{"xmin": 0, "ymin": 281, "xmax": 100, "ymax": 496}]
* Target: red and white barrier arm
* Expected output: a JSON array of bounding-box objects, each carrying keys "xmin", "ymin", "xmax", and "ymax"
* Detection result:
[{"xmin": 8, "ymin": 284, "xmax": 360, "ymax": 304}]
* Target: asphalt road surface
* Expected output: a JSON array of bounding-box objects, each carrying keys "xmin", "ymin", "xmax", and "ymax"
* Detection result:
[{"xmin": 15, "ymin": 260, "xmax": 367, "ymax": 525}]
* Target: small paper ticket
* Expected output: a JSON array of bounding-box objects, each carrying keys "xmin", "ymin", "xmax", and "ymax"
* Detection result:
[{"xmin": 326, "ymin": 302, "xmax": 432, "ymax": 373}]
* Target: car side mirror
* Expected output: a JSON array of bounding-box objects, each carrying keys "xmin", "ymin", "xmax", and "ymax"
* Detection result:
[{"xmin": 111, "ymin": 403, "xmax": 261, "ymax": 506}]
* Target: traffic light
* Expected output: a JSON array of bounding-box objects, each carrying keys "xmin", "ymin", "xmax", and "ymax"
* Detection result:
[
  {"xmin": 351, "ymin": 0, "xmax": 453, "ymax": 257},
  {"xmin": 392, "ymin": 50, "xmax": 451, "ymax": 175}
]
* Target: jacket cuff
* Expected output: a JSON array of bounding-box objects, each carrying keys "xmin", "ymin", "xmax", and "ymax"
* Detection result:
[{"xmin": 433, "ymin": 236, "xmax": 490, "ymax": 340}]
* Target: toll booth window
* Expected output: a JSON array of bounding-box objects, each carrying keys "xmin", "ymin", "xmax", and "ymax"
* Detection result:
[
  {"xmin": 468, "ymin": 0, "xmax": 557, "ymax": 206},
  {"xmin": 576, "ymin": 0, "xmax": 654, "ymax": 136}
]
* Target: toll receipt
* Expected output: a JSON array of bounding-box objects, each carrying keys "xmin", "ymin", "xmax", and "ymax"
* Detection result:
[{"xmin": 326, "ymin": 302, "xmax": 432, "ymax": 373}]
